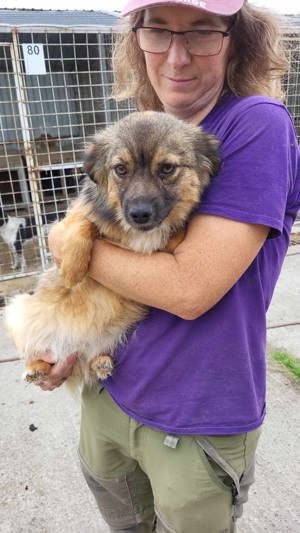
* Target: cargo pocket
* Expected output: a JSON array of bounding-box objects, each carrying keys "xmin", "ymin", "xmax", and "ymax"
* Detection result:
[{"xmin": 195, "ymin": 437, "xmax": 241, "ymax": 517}]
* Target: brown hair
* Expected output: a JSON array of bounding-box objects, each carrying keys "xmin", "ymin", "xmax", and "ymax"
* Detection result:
[{"xmin": 112, "ymin": 1, "xmax": 289, "ymax": 109}]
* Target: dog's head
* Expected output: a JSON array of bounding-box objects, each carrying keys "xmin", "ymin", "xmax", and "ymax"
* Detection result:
[{"xmin": 83, "ymin": 111, "xmax": 220, "ymax": 233}]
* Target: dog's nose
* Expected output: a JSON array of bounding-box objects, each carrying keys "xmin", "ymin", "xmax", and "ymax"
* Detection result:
[{"xmin": 128, "ymin": 202, "xmax": 154, "ymax": 225}]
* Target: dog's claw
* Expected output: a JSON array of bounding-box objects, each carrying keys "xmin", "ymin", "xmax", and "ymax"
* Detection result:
[
  {"xmin": 23, "ymin": 369, "xmax": 47, "ymax": 384},
  {"xmin": 22, "ymin": 361, "xmax": 52, "ymax": 384},
  {"xmin": 90, "ymin": 355, "xmax": 114, "ymax": 380}
]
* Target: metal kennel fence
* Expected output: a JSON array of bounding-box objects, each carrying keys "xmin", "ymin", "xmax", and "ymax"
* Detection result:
[
  {"xmin": 0, "ymin": 11, "xmax": 299, "ymax": 281},
  {"xmin": 0, "ymin": 11, "xmax": 136, "ymax": 281},
  {"xmin": 283, "ymin": 16, "xmax": 300, "ymax": 139}
]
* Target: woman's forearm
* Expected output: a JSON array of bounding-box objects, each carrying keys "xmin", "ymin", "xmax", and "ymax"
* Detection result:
[
  {"xmin": 88, "ymin": 239, "xmax": 190, "ymax": 318},
  {"xmin": 87, "ymin": 215, "xmax": 269, "ymax": 321}
]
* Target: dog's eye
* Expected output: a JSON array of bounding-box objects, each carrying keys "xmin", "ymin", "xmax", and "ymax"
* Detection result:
[
  {"xmin": 113, "ymin": 164, "xmax": 128, "ymax": 178},
  {"xmin": 158, "ymin": 163, "xmax": 177, "ymax": 178}
]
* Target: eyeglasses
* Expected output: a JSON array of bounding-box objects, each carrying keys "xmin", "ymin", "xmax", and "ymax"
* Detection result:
[{"xmin": 132, "ymin": 26, "xmax": 232, "ymax": 57}]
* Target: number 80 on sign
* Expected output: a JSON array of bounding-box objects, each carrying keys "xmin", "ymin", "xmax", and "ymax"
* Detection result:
[{"xmin": 22, "ymin": 44, "xmax": 46, "ymax": 75}]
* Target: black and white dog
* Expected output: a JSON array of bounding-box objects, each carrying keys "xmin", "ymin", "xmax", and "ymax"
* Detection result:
[
  {"xmin": 0, "ymin": 214, "xmax": 27, "ymax": 270},
  {"xmin": 0, "ymin": 206, "xmax": 63, "ymax": 272}
]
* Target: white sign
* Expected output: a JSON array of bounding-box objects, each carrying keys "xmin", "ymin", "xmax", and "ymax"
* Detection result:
[{"xmin": 22, "ymin": 44, "xmax": 46, "ymax": 75}]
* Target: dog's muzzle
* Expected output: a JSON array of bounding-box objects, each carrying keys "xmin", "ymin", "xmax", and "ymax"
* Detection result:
[
  {"xmin": 124, "ymin": 193, "xmax": 175, "ymax": 231},
  {"xmin": 124, "ymin": 196, "xmax": 168, "ymax": 231},
  {"xmin": 128, "ymin": 201, "xmax": 156, "ymax": 228}
]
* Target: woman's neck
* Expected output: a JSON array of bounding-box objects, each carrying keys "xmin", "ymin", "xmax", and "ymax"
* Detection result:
[{"xmin": 163, "ymin": 87, "xmax": 227, "ymax": 125}]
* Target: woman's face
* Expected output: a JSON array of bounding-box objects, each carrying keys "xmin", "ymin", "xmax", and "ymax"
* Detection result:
[{"xmin": 142, "ymin": 6, "xmax": 232, "ymax": 123}]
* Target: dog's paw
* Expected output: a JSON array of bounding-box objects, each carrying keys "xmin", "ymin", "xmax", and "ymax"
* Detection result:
[
  {"xmin": 90, "ymin": 355, "xmax": 114, "ymax": 380},
  {"xmin": 22, "ymin": 361, "xmax": 52, "ymax": 384}
]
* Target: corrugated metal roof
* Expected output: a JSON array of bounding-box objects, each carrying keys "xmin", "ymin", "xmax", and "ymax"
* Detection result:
[
  {"xmin": 0, "ymin": 9, "xmax": 298, "ymax": 32},
  {"xmin": 0, "ymin": 9, "xmax": 120, "ymax": 29},
  {"xmin": 284, "ymin": 14, "xmax": 300, "ymax": 32}
]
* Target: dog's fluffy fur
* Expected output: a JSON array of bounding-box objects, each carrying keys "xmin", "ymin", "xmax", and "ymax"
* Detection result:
[{"xmin": 5, "ymin": 111, "xmax": 220, "ymax": 388}]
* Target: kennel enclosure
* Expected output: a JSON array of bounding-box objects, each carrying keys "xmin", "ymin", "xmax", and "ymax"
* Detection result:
[
  {"xmin": 0, "ymin": 9, "xmax": 136, "ymax": 280},
  {"xmin": 0, "ymin": 9, "xmax": 299, "ymax": 281}
]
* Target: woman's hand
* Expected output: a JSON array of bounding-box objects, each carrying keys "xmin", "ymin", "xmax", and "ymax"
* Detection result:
[
  {"xmin": 34, "ymin": 351, "xmax": 78, "ymax": 391},
  {"xmin": 48, "ymin": 221, "xmax": 65, "ymax": 267}
]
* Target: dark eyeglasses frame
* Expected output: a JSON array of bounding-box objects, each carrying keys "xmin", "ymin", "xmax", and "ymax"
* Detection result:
[{"xmin": 132, "ymin": 26, "xmax": 232, "ymax": 57}]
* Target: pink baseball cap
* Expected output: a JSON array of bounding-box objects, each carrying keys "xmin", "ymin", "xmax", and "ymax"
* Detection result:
[{"xmin": 122, "ymin": 0, "xmax": 244, "ymax": 16}]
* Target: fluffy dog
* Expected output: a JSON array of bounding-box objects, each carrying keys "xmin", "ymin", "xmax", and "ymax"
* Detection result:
[{"xmin": 5, "ymin": 111, "xmax": 220, "ymax": 388}]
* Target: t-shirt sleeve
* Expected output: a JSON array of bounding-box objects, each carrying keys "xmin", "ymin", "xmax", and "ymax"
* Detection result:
[{"xmin": 197, "ymin": 102, "xmax": 298, "ymax": 238}]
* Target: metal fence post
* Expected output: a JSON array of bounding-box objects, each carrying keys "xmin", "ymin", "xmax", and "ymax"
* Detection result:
[{"xmin": 11, "ymin": 29, "xmax": 48, "ymax": 270}]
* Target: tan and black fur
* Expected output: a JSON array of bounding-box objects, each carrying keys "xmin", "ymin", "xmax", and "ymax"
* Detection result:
[{"xmin": 5, "ymin": 111, "xmax": 220, "ymax": 388}]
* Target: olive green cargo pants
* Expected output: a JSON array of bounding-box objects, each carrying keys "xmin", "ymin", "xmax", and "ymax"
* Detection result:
[{"xmin": 79, "ymin": 386, "xmax": 261, "ymax": 533}]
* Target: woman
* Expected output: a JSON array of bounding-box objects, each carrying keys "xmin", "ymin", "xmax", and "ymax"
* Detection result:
[{"xmin": 43, "ymin": 1, "xmax": 300, "ymax": 531}]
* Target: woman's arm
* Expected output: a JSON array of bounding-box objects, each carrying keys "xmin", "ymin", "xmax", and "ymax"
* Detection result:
[
  {"xmin": 88, "ymin": 214, "xmax": 268, "ymax": 319},
  {"xmin": 49, "ymin": 214, "xmax": 268, "ymax": 320}
]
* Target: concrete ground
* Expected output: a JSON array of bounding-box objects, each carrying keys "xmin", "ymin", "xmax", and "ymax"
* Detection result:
[{"xmin": 1, "ymin": 245, "xmax": 300, "ymax": 533}]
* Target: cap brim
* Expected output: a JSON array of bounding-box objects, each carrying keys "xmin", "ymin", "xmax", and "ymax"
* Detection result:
[{"xmin": 122, "ymin": 0, "xmax": 244, "ymax": 17}]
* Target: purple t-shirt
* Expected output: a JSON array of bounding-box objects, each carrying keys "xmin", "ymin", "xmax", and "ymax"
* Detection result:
[{"xmin": 104, "ymin": 94, "xmax": 300, "ymax": 435}]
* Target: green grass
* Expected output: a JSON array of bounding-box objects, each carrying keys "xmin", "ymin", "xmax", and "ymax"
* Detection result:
[{"xmin": 273, "ymin": 350, "xmax": 300, "ymax": 382}]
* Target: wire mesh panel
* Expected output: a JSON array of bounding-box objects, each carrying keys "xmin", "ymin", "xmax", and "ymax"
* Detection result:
[
  {"xmin": 0, "ymin": 28, "xmax": 135, "ymax": 280},
  {"xmin": 0, "ymin": 23, "xmax": 299, "ymax": 282},
  {"xmin": 283, "ymin": 32, "xmax": 300, "ymax": 141},
  {"xmin": 0, "ymin": 38, "xmax": 37, "ymax": 278}
]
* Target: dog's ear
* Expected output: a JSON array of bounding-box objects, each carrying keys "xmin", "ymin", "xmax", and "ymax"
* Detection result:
[
  {"xmin": 194, "ymin": 130, "xmax": 221, "ymax": 178},
  {"xmin": 83, "ymin": 131, "xmax": 111, "ymax": 185}
]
